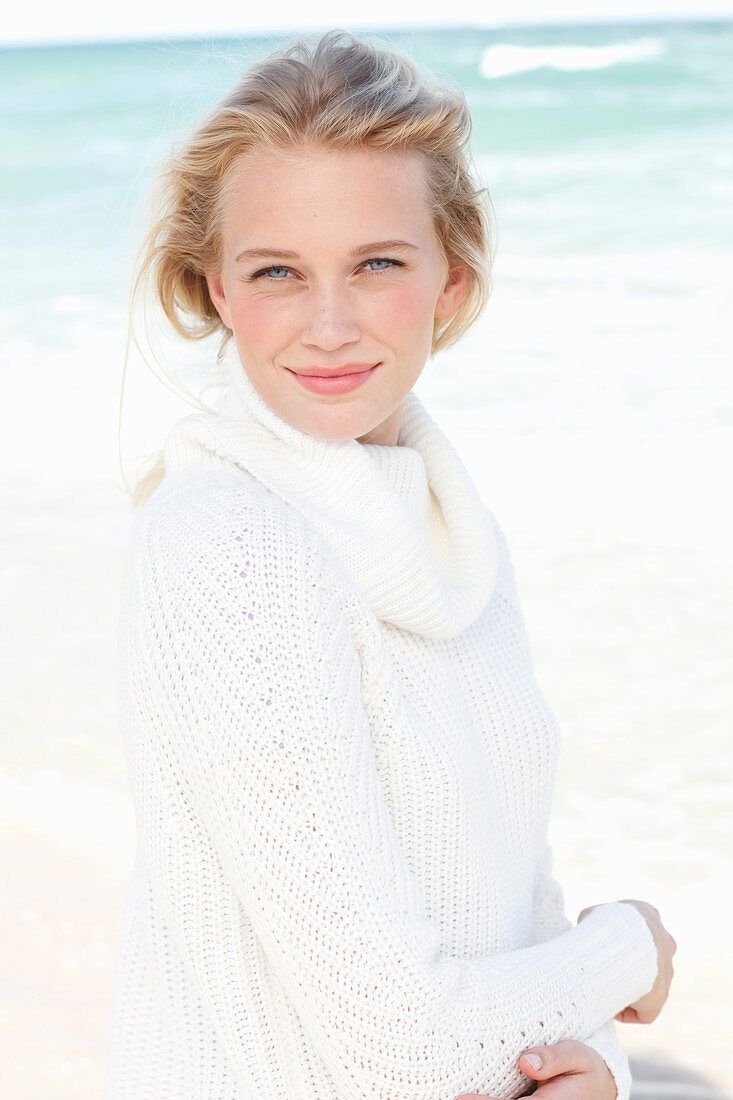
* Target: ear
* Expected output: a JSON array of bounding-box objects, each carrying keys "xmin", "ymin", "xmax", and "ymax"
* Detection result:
[
  {"xmin": 434, "ymin": 262, "xmax": 469, "ymax": 321},
  {"xmin": 205, "ymin": 270, "xmax": 233, "ymax": 330}
]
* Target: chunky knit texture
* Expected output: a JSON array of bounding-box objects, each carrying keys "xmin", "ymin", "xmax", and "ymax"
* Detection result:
[{"xmin": 106, "ymin": 342, "xmax": 658, "ymax": 1099}]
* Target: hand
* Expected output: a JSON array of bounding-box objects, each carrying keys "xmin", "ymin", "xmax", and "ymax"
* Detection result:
[
  {"xmin": 455, "ymin": 1039, "xmax": 617, "ymax": 1100},
  {"xmin": 577, "ymin": 898, "xmax": 677, "ymax": 1024}
]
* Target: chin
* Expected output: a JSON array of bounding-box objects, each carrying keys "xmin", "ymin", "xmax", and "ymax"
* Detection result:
[{"xmin": 293, "ymin": 404, "xmax": 376, "ymax": 444}]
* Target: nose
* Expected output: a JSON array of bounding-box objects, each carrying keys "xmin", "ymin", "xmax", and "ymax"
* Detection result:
[{"xmin": 300, "ymin": 285, "xmax": 361, "ymax": 352}]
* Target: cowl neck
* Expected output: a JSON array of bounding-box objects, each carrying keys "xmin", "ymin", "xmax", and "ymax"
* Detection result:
[{"xmin": 162, "ymin": 340, "xmax": 498, "ymax": 639}]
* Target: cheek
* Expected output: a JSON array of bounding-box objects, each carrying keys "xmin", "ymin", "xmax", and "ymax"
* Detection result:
[
  {"xmin": 228, "ymin": 293, "xmax": 297, "ymax": 349},
  {"xmin": 372, "ymin": 285, "xmax": 436, "ymax": 342}
]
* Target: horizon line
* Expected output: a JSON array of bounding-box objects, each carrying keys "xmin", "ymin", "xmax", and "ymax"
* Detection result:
[{"xmin": 1, "ymin": 11, "xmax": 732, "ymax": 51}]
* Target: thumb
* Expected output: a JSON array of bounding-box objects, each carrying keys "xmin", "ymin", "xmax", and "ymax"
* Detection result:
[{"xmin": 519, "ymin": 1040, "xmax": 592, "ymax": 1081}]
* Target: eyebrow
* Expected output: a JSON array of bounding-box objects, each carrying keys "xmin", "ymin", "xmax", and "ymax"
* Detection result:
[{"xmin": 234, "ymin": 240, "xmax": 419, "ymax": 263}]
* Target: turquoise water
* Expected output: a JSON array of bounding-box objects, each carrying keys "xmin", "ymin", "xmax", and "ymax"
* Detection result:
[{"xmin": 1, "ymin": 21, "xmax": 731, "ymax": 353}]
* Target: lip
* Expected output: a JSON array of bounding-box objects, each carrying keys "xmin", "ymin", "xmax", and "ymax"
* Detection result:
[
  {"xmin": 287, "ymin": 363, "xmax": 379, "ymax": 395},
  {"xmin": 291, "ymin": 363, "xmax": 377, "ymax": 377}
]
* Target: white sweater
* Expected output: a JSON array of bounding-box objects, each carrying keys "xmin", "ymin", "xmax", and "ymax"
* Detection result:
[{"xmin": 105, "ymin": 340, "xmax": 658, "ymax": 1100}]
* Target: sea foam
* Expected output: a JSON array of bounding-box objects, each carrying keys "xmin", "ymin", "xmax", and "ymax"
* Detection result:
[{"xmin": 480, "ymin": 38, "xmax": 664, "ymax": 79}]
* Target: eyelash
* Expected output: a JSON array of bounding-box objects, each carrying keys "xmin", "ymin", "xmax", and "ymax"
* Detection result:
[{"xmin": 248, "ymin": 257, "xmax": 405, "ymax": 282}]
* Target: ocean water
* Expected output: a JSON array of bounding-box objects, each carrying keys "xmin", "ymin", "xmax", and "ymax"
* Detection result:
[{"xmin": 1, "ymin": 21, "xmax": 732, "ymax": 1099}]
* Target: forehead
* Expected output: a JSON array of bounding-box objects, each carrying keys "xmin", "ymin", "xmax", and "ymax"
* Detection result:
[{"xmin": 219, "ymin": 145, "xmax": 435, "ymax": 246}]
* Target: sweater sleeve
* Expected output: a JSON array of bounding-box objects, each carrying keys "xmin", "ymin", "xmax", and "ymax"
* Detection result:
[
  {"xmin": 532, "ymin": 844, "xmax": 639, "ymax": 1100},
  {"xmin": 122, "ymin": 484, "xmax": 658, "ymax": 1100}
]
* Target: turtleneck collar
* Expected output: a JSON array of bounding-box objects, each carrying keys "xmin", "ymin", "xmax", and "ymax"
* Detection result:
[{"xmin": 162, "ymin": 340, "xmax": 498, "ymax": 640}]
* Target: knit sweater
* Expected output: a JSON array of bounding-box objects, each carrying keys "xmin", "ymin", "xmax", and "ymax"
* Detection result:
[{"xmin": 105, "ymin": 340, "xmax": 658, "ymax": 1100}]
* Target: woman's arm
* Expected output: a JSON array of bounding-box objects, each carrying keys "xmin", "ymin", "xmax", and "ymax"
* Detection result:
[
  {"xmin": 532, "ymin": 845, "xmax": 633, "ymax": 1099},
  {"xmin": 122, "ymin": 482, "xmax": 659, "ymax": 1100}
]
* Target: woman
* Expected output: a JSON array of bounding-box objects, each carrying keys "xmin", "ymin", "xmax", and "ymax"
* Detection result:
[{"xmin": 106, "ymin": 30, "xmax": 675, "ymax": 1100}]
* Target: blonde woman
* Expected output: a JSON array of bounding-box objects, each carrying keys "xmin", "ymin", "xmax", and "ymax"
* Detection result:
[{"xmin": 106, "ymin": 30, "xmax": 675, "ymax": 1100}]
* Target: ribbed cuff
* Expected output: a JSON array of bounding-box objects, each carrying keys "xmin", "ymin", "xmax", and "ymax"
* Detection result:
[
  {"xmin": 583, "ymin": 1020, "xmax": 632, "ymax": 1100},
  {"xmin": 571, "ymin": 901, "xmax": 658, "ymax": 1027}
]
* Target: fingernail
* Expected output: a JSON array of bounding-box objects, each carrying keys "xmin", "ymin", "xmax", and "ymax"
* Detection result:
[{"xmin": 523, "ymin": 1053, "xmax": 542, "ymax": 1071}]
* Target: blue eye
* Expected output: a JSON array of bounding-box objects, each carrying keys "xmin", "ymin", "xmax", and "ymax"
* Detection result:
[
  {"xmin": 252, "ymin": 266, "xmax": 292, "ymax": 280},
  {"xmin": 364, "ymin": 258, "xmax": 398, "ymax": 272}
]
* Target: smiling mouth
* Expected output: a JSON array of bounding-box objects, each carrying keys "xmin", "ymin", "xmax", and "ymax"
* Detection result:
[
  {"xmin": 291, "ymin": 362, "xmax": 378, "ymax": 376},
  {"xmin": 287, "ymin": 364, "xmax": 379, "ymax": 395}
]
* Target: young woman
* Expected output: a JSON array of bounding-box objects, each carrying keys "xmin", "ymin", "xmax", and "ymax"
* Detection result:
[{"xmin": 106, "ymin": 30, "xmax": 675, "ymax": 1100}]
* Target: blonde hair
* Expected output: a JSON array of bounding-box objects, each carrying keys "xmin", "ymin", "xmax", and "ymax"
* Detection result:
[{"xmin": 126, "ymin": 29, "xmax": 495, "ymax": 508}]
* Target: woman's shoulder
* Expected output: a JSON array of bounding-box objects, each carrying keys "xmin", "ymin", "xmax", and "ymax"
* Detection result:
[
  {"xmin": 136, "ymin": 469, "xmax": 309, "ymax": 543},
  {"xmin": 126, "ymin": 469, "xmax": 344, "ymax": 601},
  {"xmin": 120, "ymin": 470, "xmax": 368, "ymax": 673}
]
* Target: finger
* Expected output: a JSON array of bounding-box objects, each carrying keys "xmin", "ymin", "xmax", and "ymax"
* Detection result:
[
  {"xmin": 615, "ymin": 1006, "xmax": 641, "ymax": 1024},
  {"xmin": 532, "ymin": 1077, "xmax": 587, "ymax": 1099},
  {"xmin": 519, "ymin": 1040, "xmax": 595, "ymax": 1081}
]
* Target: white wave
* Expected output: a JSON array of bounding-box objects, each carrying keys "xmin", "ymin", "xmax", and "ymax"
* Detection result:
[{"xmin": 480, "ymin": 38, "xmax": 664, "ymax": 79}]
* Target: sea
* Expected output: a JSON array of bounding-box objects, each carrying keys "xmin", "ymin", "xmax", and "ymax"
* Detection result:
[{"xmin": 1, "ymin": 20, "xmax": 731, "ymax": 1099}]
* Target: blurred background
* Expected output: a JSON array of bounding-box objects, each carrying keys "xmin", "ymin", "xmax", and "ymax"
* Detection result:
[{"xmin": 1, "ymin": 2, "xmax": 731, "ymax": 1097}]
